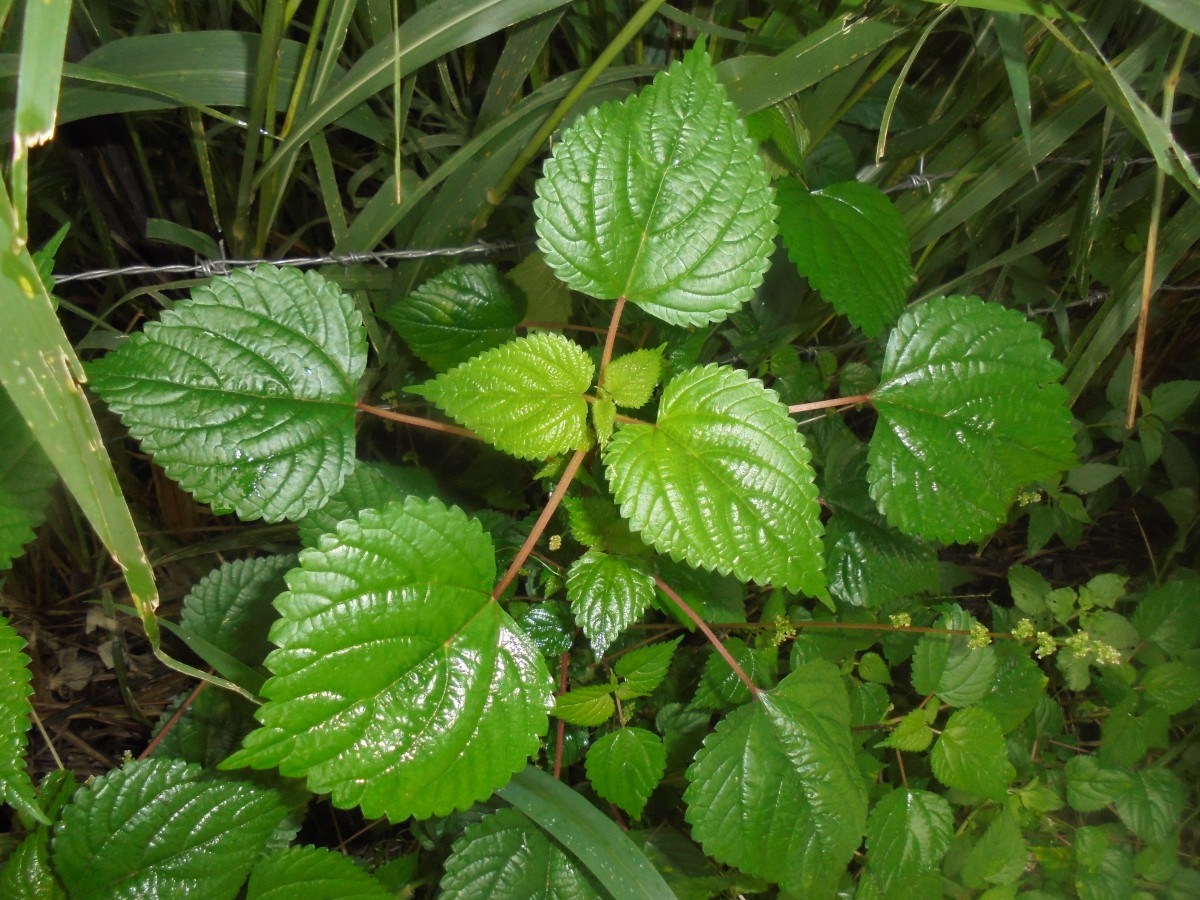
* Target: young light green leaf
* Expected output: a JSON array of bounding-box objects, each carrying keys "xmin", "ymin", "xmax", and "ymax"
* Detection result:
[
  {"xmin": 86, "ymin": 266, "xmax": 366, "ymax": 522},
  {"xmin": 0, "ymin": 391, "xmax": 56, "ymax": 570},
  {"xmin": 52, "ymin": 758, "xmax": 285, "ymax": 899},
  {"xmin": 586, "ymin": 728, "xmax": 666, "ymax": 820},
  {"xmin": 440, "ymin": 808, "xmax": 604, "ymax": 899},
  {"xmin": 412, "ymin": 333, "xmax": 594, "ymax": 460},
  {"xmin": 868, "ymin": 295, "xmax": 1076, "ymax": 543},
  {"xmin": 383, "ymin": 264, "xmax": 526, "ymax": 371},
  {"xmin": 567, "ymin": 550, "xmax": 656, "ymax": 655},
  {"xmin": 616, "ymin": 636, "xmax": 683, "ymax": 699},
  {"xmin": 592, "ymin": 395, "xmax": 616, "ymax": 448},
  {"xmin": 222, "ymin": 498, "xmax": 553, "ymax": 821},
  {"xmin": 776, "ymin": 179, "xmax": 910, "ymax": 337},
  {"xmin": 554, "ymin": 684, "xmax": 616, "ymax": 727},
  {"xmin": 562, "ymin": 495, "xmax": 647, "ymax": 557},
  {"xmin": 246, "ymin": 845, "xmax": 393, "ymax": 899},
  {"xmin": 1115, "ymin": 768, "xmax": 1185, "ymax": 845},
  {"xmin": 0, "ymin": 616, "xmax": 46, "ymax": 825},
  {"xmin": 864, "ymin": 788, "xmax": 954, "ymax": 892},
  {"xmin": 930, "ymin": 707, "xmax": 1014, "ymax": 801},
  {"xmin": 878, "ymin": 709, "xmax": 934, "ymax": 752},
  {"xmin": 602, "ymin": 348, "xmax": 665, "ymax": 410},
  {"xmin": 910, "ymin": 606, "xmax": 996, "ymax": 707},
  {"xmin": 684, "ymin": 661, "xmax": 867, "ymax": 895},
  {"xmin": 535, "ymin": 43, "xmax": 776, "ymax": 326},
  {"xmin": 605, "ymin": 364, "xmax": 824, "ymax": 595},
  {"xmin": 961, "ymin": 809, "xmax": 1027, "ymax": 888},
  {"xmin": 294, "ymin": 461, "xmax": 438, "ymax": 547},
  {"xmin": 180, "ymin": 555, "xmax": 296, "ymax": 668}
]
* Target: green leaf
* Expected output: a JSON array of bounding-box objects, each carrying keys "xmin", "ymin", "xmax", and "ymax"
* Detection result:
[
  {"xmin": 586, "ymin": 728, "xmax": 666, "ymax": 819},
  {"xmin": 499, "ymin": 766, "xmax": 675, "ymax": 898},
  {"xmin": 1065, "ymin": 756, "xmax": 1131, "ymax": 813},
  {"xmin": 52, "ymin": 758, "xmax": 285, "ymax": 899},
  {"xmin": 684, "ymin": 661, "xmax": 867, "ymax": 895},
  {"xmin": 535, "ymin": 43, "xmax": 776, "ymax": 326},
  {"xmin": 294, "ymin": 461, "xmax": 438, "ymax": 547},
  {"xmin": 441, "ymin": 807, "xmax": 605, "ymax": 899},
  {"xmin": 911, "ymin": 606, "xmax": 996, "ymax": 707},
  {"xmin": 562, "ymin": 494, "xmax": 647, "ymax": 557},
  {"xmin": 246, "ymin": 845, "xmax": 393, "ymax": 899},
  {"xmin": 0, "ymin": 829, "xmax": 64, "ymax": 900},
  {"xmin": 776, "ymin": 179, "xmax": 910, "ymax": 337},
  {"xmin": 592, "ymin": 395, "xmax": 616, "ymax": 449},
  {"xmin": 1115, "ymin": 768, "xmax": 1185, "ymax": 845},
  {"xmin": 554, "ymin": 684, "xmax": 616, "ymax": 727},
  {"xmin": 1141, "ymin": 662, "xmax": 1200, "ymax": 716},
  {"xmin": 878, "ymin": 709, "xmax": 934, "ymax": 752},
  {"xmin": 0, "ymin": 391, "xmax": 56, "ymax": 570},
  {"xmin": 383, "ymin": 264, "xmax": 526, "ymax": 371},
  {"xmin": 961, "ymin": 810, "xmax": 1027, "ymax": 888},
  {"xmin": 1075, "ymin": 825, "xmax": 1134, "ymax": 900},
  {"xmin": 567, "ymin": 550, "xmax": 656, "ymax": 655},
  {"xmin": 858, "ymin": 651, "xmax": 892, "ymax": 685},
  {"xmin": 615, "ymin": 637, "xmax": 682, "ymax": 698},
  {"xmin": 930, "ymin": 707, "xmax": 1014, "ymax": 801},
  {"xmin": 0, "ymin": 616, "xmax": 46, "ymax": 825},
  {"xmin": 1008, "ymin": 564, "xmax": 1050, "ymax": 616},
  {"xmin": 412, "ymin": 333, "xmax": 594, "ymax": 460},
  {"xmin": 87, "ymin": 266, "xmax": 366, "ymax": 522},
  {"xmin": 602, "ymin": 348, "xmax": 665, "ymax": 410},
  {"xmin": 692, "ymin": 638, "xmax": 776, "ymax": 709},
  {"xmin": 1132, "ymin": 577, "xmax": 1200, "ymax": 657},
  {"xmin": 978, "ymin": 646, "xmax": 1047, "ymax": 733},
  {"xmin": 868, "ymin": 295, "xmax": 1076, "ymax": 543},
  {"xmin": 180, "ymin": 554, "xmax": 295, "ymax": 668},
  {"xmin": 605, "ymin": 364, "xmax": 824, "ymax": 595},
  {"xmin": 516, "ymin": 601, "xmax": 576, "ymax": 659},
  {"xmin": 865, "ymin": 788, "xmax": 954, "ymax": 891},
  {"xmin": 222, "ymin": 498, "xmax": 552, "ymax": 820}
]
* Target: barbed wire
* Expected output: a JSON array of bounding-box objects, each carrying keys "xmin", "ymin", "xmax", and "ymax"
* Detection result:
[{"xmin": 52, "ymin": 240, "xmax": 523, "ymax": 286}]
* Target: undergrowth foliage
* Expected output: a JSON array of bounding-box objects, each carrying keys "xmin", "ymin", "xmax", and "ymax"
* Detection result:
[{"xmin": 3, "ymin": 30, "xmax": 1199, "ymax": 900}]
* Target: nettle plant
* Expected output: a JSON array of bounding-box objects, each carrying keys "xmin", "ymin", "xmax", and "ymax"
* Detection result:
[{"xmin": 4, "ymin": 43, "xmax": 1197, "ymax": 898}]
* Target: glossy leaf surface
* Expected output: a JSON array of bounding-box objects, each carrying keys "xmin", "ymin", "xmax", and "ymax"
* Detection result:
[
  {"xmin": 930, "ymin": 707, "xmax": 1014, "ymax": 801},
  {"xmin": 0, "ymin": 616, "xmax": 44, "ymax": 824},
  {"xmin": 566, "ymin": 549, "xmax": 655, "ymax": 654},
  {"xmin": 87, "ymin": 266, "xmax": 366, "ymax": 522},
  {"xmin": 52, "ymin": 758, "xmax": 285, "ymax": 899},
  {"xmin": 180, "ymin": 554, "xmax": 295, "ymax": 667},
  {"xmin": 684, "ymin": 662, "xmax": 866, "ymax": 894},
  {"xmin": 605, "ymin": 364, "xmax": 824, "ymax": 595},
  {"xmin": 413, "ymin": 333, "xmax": 593, "ymax": 460},
  {"xmin": 246, "ymin": 845, "xmax": 393, "ymax": 899},
  {"xmin": 535, "ymin": 44, "xmax": 776, "ymax": 326},
  {"xmin": 865, "ymin": 788, "xmax": 954, "ymax": 892},
  {"xmin": 223, "ymin": 498, "xmax": 553, "ymax": 820},
  {"xmin": 384, "ymin": 264, "xmax": 526, "ymax": 371},
  {"xmin": 869, "ymin": 295, "xmax": 1075, "ymax": 543},
  {"xmin": 440, "ymin": 808, "xmax": 604, "ymax": 899},
  {"xmin": 294, "ymin": 461, "xmax": 438, "ymax": 547},
  {"xmin": 777, "ymin": 178, "xmax": 910, "ymax": 337}
]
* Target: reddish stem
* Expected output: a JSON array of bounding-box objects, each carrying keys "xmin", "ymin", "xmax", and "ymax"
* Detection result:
[
  {"xmin": 357, "ymin": 402, "xmax": 481, "ymax": 441},
  {"xmin": 654, "ymin": 576, "xmax": 759, "ymax": 700},
  {"xmin": 597, "ymin": 297, "xmax": 627, "ymax": 383},
  {"xmin": 787, "ymin": 394, "xmax": 871, "ymax": 415},
  {"xmin": 138, "ymin": 680, "xmax": 207, "ymax": 760},
  {"xmin": 492, "ymin": 448, "xmax": 587, "ymax": 601}
]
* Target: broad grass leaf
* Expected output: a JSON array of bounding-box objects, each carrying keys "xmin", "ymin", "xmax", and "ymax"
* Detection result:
[
  {"xmin": 0, "ymin": 616, "xmax": 45, "ymax": 825},
  {"xmin": 777, "ymin": 178, "xmax": 911, "ymax": 337},
  {"xmin": 869, "ymin": 295, "xmax": 1076, "ymax": 543},
  {"xmin": 440, "ymin": 808, "xmax": 604, "ymax": 899},
  {"xmin": 566, "ymin": 550, "xmax": 655, "ymax": 655},
  {"xmin": 535, "ymin": 43, "xmax": 776, "ymax": 326},
  {"xmin": 605, "ymin": 364, "xmax": 824, "ymax": 595},
  {"xmin": 585, "ymin": 728, "xmax": 666, "ymax": 819},
  {"xmin": 0, "ymin": 392, "xmax": 56, "ymax": 570},
  {"xmin": 684, "ymin": 661, "xmax": 866, "ymax": 895},
  {"xmin": 412, "ymin": 333, "xmax": 594, "ymax": 460},
  {"xmin": 52, "ymin": 758, "xmax": 285, "ymax": 899},
  {"xmin": 384, "ymin": 264, "xmax": 526, "ymax": 371},
  {"xmin": 222, "ymin": 498, "xmax": 553, "ymax": 820},
  {"xmin": 246, "ymin": 845, "xmax": 393, "ymax": 899},
  {"xmin": 86, "ymin": 266, "xmax": 366, "ymax": 522}
]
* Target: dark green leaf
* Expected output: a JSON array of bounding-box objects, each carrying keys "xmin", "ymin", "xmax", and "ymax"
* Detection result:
[
  {"xmin": 180, "ymin": 555, "xmax": 295, "ymax": 667},
  {"xmin": 865, "ymin": 788, "xmax": 954, "ymax": 892},
  {"xmin": 0, "ymin": 829, "xmax": 63, "ymax": 899},
  {"xmin": 606, "ymin": 364, "xmax": 824, "ymax": 595},
  {"xmin": 1115, "ymin": 768, "xmax": 1185, "ymax": 845},
  {"xmin": 1141, "ymin": 662, "xmax": 1200, "ymax": 716},
  {"xmin": 961, "ymin": 810, "xmax": 1027, "ymax": 888},
  {"xmin": 684, "ymin": 662, "xmax": 867, "ymax": 894},
  {"xmin": 246, "ymin": 845, "xmax": 393, "ymax": 899},
  {"xmin": 86, "ymin": 266, "xmax": 366, "ymax": 522},
  {"xmin": 223, "ymin": 498, "xmax": 552, "ymax": 820},
  {"xmin": 535, "ymin": 44, "xmax": 776, "ymax": 326},
  {"xmin": 869, "ymin": 295, "xmax": 1076, "ymax": 543},
  {"xmin": 776, "ymin": 179, "xmax": 910, "ymax": 337},
  {"xmin": 0, "ymin": 391, "xmax": 56, "ymax": 570},
  {"xmin": 384, "ymin": 264, "xmax": 526, "ymax": 371},
  {"xmin": 295, "ymin": 461, "xmax": 438, "ymax": 547},
  {"xmin": 0, "ymin": 616, "xmax": 45, "ymax": 825}
]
